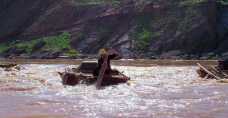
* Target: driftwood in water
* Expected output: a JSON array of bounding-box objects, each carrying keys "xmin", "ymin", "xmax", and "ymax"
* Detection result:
[
  {"xmin": 0, "ymin": 63, "xmax": 17, "ymax": 67},
  {"xmin": 210, "ymin": 65, "xmax": 228, "ymax": 77},
  {"xmin": 197, "ymin": 63, "xmax": 221, "ymax": 80}
]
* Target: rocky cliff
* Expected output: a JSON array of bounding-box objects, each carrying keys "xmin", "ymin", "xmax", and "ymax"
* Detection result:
[{"xmin": 0, "ymin": 0, "xmax": 228, "ymax": 59}]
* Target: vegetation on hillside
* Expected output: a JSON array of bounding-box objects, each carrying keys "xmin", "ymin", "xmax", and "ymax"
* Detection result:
[
  {"xmin": 174, "ymin": 0, "xmax": 228, "ymax": 4},
  {"xmin": 0, "ymin": 0, "xmax": 227, "ymax": 58},
  {"xmin": 0, "ymin": 31, "xmax": 76, "ymax": 54},
  {"xmin": 68, "ymin": 0, "xmax": 123, "ymax": 5}
]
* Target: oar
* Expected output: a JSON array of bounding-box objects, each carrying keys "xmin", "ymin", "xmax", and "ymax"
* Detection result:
[
  {"xmin": 96, "ymin": 50, "xmax": 110, "ymax": 87},
  {"xmin": 210, "ymin": 65, "xmax": 228, "ymax": 76}
]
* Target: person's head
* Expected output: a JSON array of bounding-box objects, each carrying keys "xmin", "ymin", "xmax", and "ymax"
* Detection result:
[{"xmin": 99, "ymin": 49, "xmax": 107, "ymax": 58}]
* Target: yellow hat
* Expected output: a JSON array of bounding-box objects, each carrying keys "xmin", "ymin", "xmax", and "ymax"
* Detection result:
[{"xmin": 99, "ymin": 49, "xmax": 107, "ymax": 56}]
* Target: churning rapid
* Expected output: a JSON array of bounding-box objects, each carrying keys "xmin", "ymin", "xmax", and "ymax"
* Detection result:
[{"xmin": 0, "ymin": 60, "xmax": 227, "ymax": 117}]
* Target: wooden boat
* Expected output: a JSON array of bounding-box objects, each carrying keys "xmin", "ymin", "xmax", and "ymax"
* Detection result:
[
  {"xmin": 58, "ymin": 61, "xmax": 130, "ymax": 86},
  {"xmin": 196, "ymin": 62, "xmax": 228, "ymax": 80}
]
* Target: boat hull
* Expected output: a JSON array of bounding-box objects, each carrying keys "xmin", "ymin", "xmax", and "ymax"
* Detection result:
[{"xmin": 58, "ymin": 68, "xmax": 129, "ymax": 86}]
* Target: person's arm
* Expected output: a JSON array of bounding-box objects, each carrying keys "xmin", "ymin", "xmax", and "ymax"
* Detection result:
[
  {"xmin": 108, "ymin": 47, "xmax": 118, "ymax": 55},
  {"xmin": 108, "ymin": 47, "xmax": 118, "ymax": 60}
]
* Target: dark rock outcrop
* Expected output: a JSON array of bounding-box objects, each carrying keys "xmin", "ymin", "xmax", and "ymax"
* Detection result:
[
  {"xmin": 38, "ymin": 49, "xmax": 52, "ymax": 54},
  {"xmin": 213, "ymin": 40, "xmax": 228, "ymax": 54},
  {"xmin": 160, "ymin": 50, "xmax": 184, "ymax": 59},
  {"xmin": 38, "ymin": 53, "xmax": 50, "ymax": 59},
  {"xmin": 49, "ymin": 51, "xmax": 60, "ymax": 59},
  {"xmin": 87, "ymin": 54, "xmax": 99, "ymax": 59},
  {"xmin": 28, "ymin": 55, "xmax": 37, "ymax": 59},
  {"xmin": 78, "ymin": 55, "xmax": 88, "ymax": 59},
  {"xmin": 68, "ymin": 55, "xmax": 77, "ymax": 59},
  {"xmin": 222, "ymin": 52, "xmax": 228, "ymax": 59},
  {"xmin": 217, "ymin": 26, "xmax": 226, "ymax": 42},
  {"xmin": 215, "ymin": 4, "xmax": 228, "ymax": 54},
  {"xmin": 32, "ymin": 50, "xmax": 60, "ymax": 59},
  {"xmin": 0, "ymin": 46, "xmax": 17, "ymax": 58},
  {"xmin": 61, "ymin": 48, "xmax": 70, "ymax": 52},
  {"xmin": 3, "ymin": 46, "xmax": 17, "ymax": 54},
  {"xmin": 149, "ymin": 56, "xmax": 158, "ymax": 60},
  {"xmin": 200, "ymin": 56, "xmax": 210, "ymax": 60},
  {"xmin": 33, "ymin": 41, "xmax": 46, "ymax": 50},
  {"xmin": 16, "ymin": 49, "xmax": 26, "ymax": 54}
]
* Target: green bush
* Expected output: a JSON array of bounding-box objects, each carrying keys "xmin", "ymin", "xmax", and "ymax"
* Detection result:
[
  {"xmin": 69, "ymin": 49, "xmax": 77, "ymax": 53},
  {"xmin": 62, "ymin": 53, "xmax": 74, "ymax": 56},
  {"xmin": 15, "ymin": 31, "xmax": 71, "ymax": 54},
  {"xmin": 218, "ymin": 0, "xmax": 228, "ymax": 4},
  {"xmin": 208, "ymin": 53, "xmax": 213, "ymax": 56}
]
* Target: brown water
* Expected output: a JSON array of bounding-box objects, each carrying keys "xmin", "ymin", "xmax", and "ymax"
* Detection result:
[{"xmin": 1, "ymin": 59, "xmax": 228, "ymax": 118}]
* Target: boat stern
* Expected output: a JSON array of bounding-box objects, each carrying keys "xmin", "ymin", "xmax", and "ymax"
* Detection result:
[{"xmin": 58, "ymin": 72, "xmax": 79, "ymax": 85}]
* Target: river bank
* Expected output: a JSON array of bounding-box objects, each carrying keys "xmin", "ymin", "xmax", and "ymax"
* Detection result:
[
  {"xmin": 0, "ymin": 59, "xmax": 219, "ymax": 66},
  {"xmin": 1, "ymin": 46, "xmax": 227, "ymax": 60},
  {"xmin": 2, "ymin": 53, "xmax": 228, "ymax": 60}
]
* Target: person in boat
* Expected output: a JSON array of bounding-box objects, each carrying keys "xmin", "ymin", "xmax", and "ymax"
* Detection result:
[{"xmin": 93, "ymin": 47, "xmax": 119, "ymax": 76}]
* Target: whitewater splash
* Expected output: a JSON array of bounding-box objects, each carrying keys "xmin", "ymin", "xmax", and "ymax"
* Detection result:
[{"xmin": 0, "ymin": 62, "xmax": 228, "ymax": 117}]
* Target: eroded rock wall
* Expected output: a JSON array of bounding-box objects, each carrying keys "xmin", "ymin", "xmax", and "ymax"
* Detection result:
[{"xmin": 0, "ymin": 0, "xmax": 228, "ymax": 59}]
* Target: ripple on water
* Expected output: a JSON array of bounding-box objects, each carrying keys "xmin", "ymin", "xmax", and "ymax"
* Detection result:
[
  {"xmin": 0, "ymin": 63, "xmax": 228, "ymax": 117},
  {"xmin": 27, "ymin": 102, "xmax": 43, "ymax": 105},
  {"xmin": 41, "ymin": 99, "xmax": 64, "ymax": 103},
  {"xmin": 20, "ymin": 113, "xmax": 72, "ymax": 117},
  {"xmin": 0, "ymin": 86, "xmax": 37, "ymax": 91}
]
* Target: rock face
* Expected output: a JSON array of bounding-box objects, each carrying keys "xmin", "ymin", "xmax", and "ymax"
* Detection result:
[
  {"xmin": 0, "ymin": 46, "xmax": 17, "ymax": 58},
  {"xmin": 38, "ymin": 53, "xmax": 49, "ymax": 59},
  {"xmin": 37, "ymin": 50, "xmax": 60, "ymax": 59},
  {"xmin": 0, "ymin": 0, "xmax": 228, "ymax": 59},
  {"xmin": 38, "ymin": 49, "xmax": 52, "ymax": 55},
  {"xmin": 63, "ymin": 1, "xmax": 228, "ymax": 59},
  {"xmin": 61, "ymin": 48, "xmax": 70, "ymax": 52},
  {"xmin": 68, "ymin": 55, "xmax": 77, "ymax": 59},
  {"xmin": 214, "ymin": 4, "xmax": 228, "ymax": 55},
  {"xmin": 161, "ymin": 50, "xmax": 184, "ymax": 59},
  {"xmin": 217, "ymin": 26, "xmax": 226, "ymax": 42},
  {"xmin": 16, "ymin": 49, "xmax": 26, "ymax": 54},
  {"xmin": 49, "ymin": 51, "xmax": 60, "ymax": 59},
  {"xmin": 28, "ymin": 55, "xmax": 37, "ymax": 59},
  {"xmin": 33, "ymin": 41, "xmax": 46, "ymax": 50},
  {"xmin": 221, "ymin": 52, "xmax": 228, "ymax": 59}
]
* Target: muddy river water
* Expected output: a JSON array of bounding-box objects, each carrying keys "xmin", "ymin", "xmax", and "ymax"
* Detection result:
[{"xmin": 0, "ymin": 59, "xmax": 227, "ymax": 117}]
